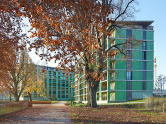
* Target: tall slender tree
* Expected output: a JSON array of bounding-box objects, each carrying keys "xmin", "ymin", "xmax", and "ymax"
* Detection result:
[{"xmin": 3, "ymin": 48, "xmax": 37, "ymax": 101}]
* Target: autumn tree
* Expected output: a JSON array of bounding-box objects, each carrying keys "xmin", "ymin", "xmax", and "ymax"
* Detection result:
[
  {"xmin": 36, "ymin": 78, "xmax": 47, "ymax": 101},
  {"xmin": 0, "ymin": 1, "xmax": 28, "ymax": 93},
  {"xmin": 24, "ymin": 76, "xmax": 47, "ymax": 101},
  {"xmin": 3, "ymin": 0, "xmax": 137, "ymax": 107},
  {"xmin": 2, "ymin": 48, "xmax": 36, "ymax": 102}
]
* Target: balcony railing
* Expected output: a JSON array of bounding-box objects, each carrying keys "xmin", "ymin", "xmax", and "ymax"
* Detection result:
[
  {"xmin": 103, "ymin": 76, "xmax": 107, "ymax": 80},
  {"xmin": 102, "ymin": 87, "xmax": 107, "ymax": 91},
  {"xmin": 102, "ymin": 97, "xmax": 107, "ymax": 100},
  {"xmin": 110, "ymin": 76, "xmax": 115, "ymax": 80}
]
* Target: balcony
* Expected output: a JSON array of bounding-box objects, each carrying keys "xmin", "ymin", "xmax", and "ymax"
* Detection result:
[
  {"xmin": 102, "ymin": 97, "xmax": 107, "ymax": 100},
  {"xmin": 102, "ymin": 87, "xmax": 107, "ymax": 91},
  {"xmin": 102, "ymin": 76, "xmax": 107, "ymax": 81},
  {"xmin": 110, "ymin": 76, "xmax": 115, "ymax": 80}
]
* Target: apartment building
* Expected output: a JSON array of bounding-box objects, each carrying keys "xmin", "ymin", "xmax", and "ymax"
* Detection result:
[
  {"xmin": 73, "ymin": 21, "xmax": 154, "ymax": 103},
  {"xmin": 23, "ymin": 65, "xmax": 74, "ymax": 101}
]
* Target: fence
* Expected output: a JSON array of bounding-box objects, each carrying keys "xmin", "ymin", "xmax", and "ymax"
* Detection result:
[
  {"xmin": 143, "ymin": 95, "xmax": 166, "ymax": 112},
  {"xmin": 0, "ymin": 101, "xmax": 28, "ymax": 116}
]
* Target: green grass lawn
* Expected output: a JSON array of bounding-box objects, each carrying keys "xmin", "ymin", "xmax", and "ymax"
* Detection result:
[
  {"xmin": 0, "ymin": 107, "xmax": 26, "ymax": 116},
  {"xmin": 69, "ymin": 105, "xmax": 166, "ymax": 123},
  {"xmin": 51, "ymin": 101, "xmax": 59, "ymax": 104},
  {"xmin": 66, "ymin": 101, "xmax": 86, "ymax": 107},
  {"xmin": 124, "ymin": 99, "xmax": 144, "ymax": 103}
]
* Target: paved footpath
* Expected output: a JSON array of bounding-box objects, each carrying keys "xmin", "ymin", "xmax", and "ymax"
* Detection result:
[{"xmin": 0, "ymin": 101, "xmax": 72, "ymax": 124}]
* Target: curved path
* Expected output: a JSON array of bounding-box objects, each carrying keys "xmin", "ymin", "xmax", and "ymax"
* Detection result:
[{"xmin": 0, "ymin": 101, "xmax": 72, "ymax": 124}]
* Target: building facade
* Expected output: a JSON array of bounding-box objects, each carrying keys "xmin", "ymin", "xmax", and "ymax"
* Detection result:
[
  {"xmin": 73, "ymin": 21, "xmax": 154, "ymax": 103},
  {"xmin": 23, "ymin": 65, "xmax": 74, "ymax": 101},
  {"xmin": 154, "ymin": 57, "xmax": 157, "ymax": 89}
]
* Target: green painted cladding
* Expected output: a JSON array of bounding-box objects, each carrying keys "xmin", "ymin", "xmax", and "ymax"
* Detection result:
[
  {"xmin": 132, "ymin": 61, "xmax": 143, "ymax": 70},
  {"xmin": 115, "ymin": 29, "xmax": 126, "ymax": 38},
  {"xmin": 132, "ymin": 30, "xmax": 143, "ymax": 50},
  {"xmin": 115, "ymin": 52, "xmax": 125, "ymax": 59},
  {"xmin": 146, "ymin": 51, "xmax": 154, "ymax": 60},
  {"xmin": 115, "ymin": 60, "xmax": 126, "ymax": 69},
  {"xmin": 115, "ymin": 39, "xmax": 126, "ymax": 44},
  {"xmin": 115, "ymin": 71, "xmax": 126, "ymax": 80},
  {"xmin": 132, "ymin": 30, "xmax": 143, "ymax": 40},
  {"xmin": 146, "ymin": 42, "xmax": 154, "ymax": 50},
  {"xmin": 115, "ymin": 81, "xmax": 126, "ymax": 90},
  {"xmin": 146, "ymin": 31, "xmax": 154, "ymax": 40},
  {"xmin": 115, "ymin": 91, "xmax": 126, "ymax": 101},
  {"xmin": 146, "ymin": 82, "xmax": 153, "ymax": 90},
  {"xmin": 132, "ymin": 81, "xmax": 143, "ymax": 90},
  {"xmin": 132, "ymin": 92, "xmax": 144, "ymax": 99},
  {"xmin": 132, "ymin": 51, "xmax": 143, "ymax": 60},
  {"xmin": 146, "ymin": 61, "xmax": 153, "ymax": 70},
  {"xmin": 132, "ymin": 71, "xmax": 143, "ymax": 80},
  {"xmin": 146, "ymin": 71, "xmax": 153, "ymax": 80}
]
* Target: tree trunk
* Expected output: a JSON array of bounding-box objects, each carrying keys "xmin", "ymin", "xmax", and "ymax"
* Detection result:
[
  {"xmin": 14, "ymin": 95, "xmax": 19, "ymax": 102},
  {"xmin": 86, "ymin": 81, "xmax": 98, "ymax": 107},
  {"xmin": 28, "ymin": 92, "xmax": 32, "ymax": 101},
  {"xmin": 9, "ymin": 91, "xmax": 11, "ymax": 101},
  {"xmin": 13, "ymin": 89, "xmax": 19, "ymax": 102}
]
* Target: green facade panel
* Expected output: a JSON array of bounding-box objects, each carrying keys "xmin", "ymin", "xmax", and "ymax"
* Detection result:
[
  {"xmin": 132, "ymin": 30, "xmax": 143, "ymax": 40},
  {"xmin": 115, "ymin": 52, "xmax": 125, "ymax": 59},
  {"xmin": 146, "ymin": 71, "xmax": 153, "ymax": 80},
  {"xmin": 132, "ymin": 71, "xmax": 143, "ymax": 80},
  {"xmin": 115, "ymin": 60, "xmax": 126, "ymax": 69},
  {"xmin": 146, "ymin": 82, "xmax": 153, "ymax": 90},
  {"xmin": 132, "ymin": 81, "xmax": 143, "ymax": 90},
  {"xmin": 115, "ymin": 91, "xmax": 126, "ymax": 101},
  {"xmin": 132, "ymin": 30, "xmax": 143, "ymax": 50},
  {"xmin": 115, "ymin": 39, "xmax": 126, "ymax": 44},
  {"xmin": 115, "ymin": 81, "xmax": 126, "ymax": 90},
  {"xmin": 132, "ymin": 92, "xmax": 144, "ymax": 99},
  {"xmin": 146, "ymin": 61, "xmax": 154, "ymax": 70},
  {"xmin": 132, "ymin": 61, "xmax": 143, "ymax": 70},
  {"xmin": 115, "ymin": 71, "xmax": 126, "ymax": 80},
  {"xmin": 146, "ymin": 31, "xmax": 154, "ymax": 40},
  {"xmin": 146, "ymin": 51, "xmax": 154, "ymax": 60},
  {"xmin": 115, "ymin": 29, "xmax": 126, "ymax": 38},
  {"xmin": 132, "ymin": 51, "xmax": 143, "ymax": 60},
  {"xmin": 146, "ymin": 42, "xmax": 154, "ymax": 50}
]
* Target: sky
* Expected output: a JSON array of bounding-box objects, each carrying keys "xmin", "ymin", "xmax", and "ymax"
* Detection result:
[
  {"xmin": 135, "ymin": 0, "xmax": 166, "ymax": 76},
  {"xmin": 27, "ymin": 0, "xmax": 166, "ymax": 76}
]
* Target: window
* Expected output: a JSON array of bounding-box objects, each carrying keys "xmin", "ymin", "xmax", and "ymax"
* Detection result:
[
  {"xmin": 126, "ymin": 81, "xmax": 132, "ymax": 90},
  {"xmin": 143, "ymin": 81, "xmax": 146, "ymax": 90},
  {"xmin": 127, "ymin": 50, "xmax": 132, "ymax": 59},
  {"xmin": 143, "ymin": 61, "xmax": 146, "ymax": 70},
  {"xmin": 126, "ymin": 29, "xmax": 132, "ymax": 38},
  {"xmin": 143, "ymin": 41, "xmax": 146, "ymax": 50},
  {"xmin": 143, "ymin": 51, "xmax": 146, "ymax": 60},
  {"xmin": 127, "ymin": 71, "xmax": 132, "ymax": 80},
  {"xmin": 143, "ymin": 31, "xmax": 146, "ymax": 40}
]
